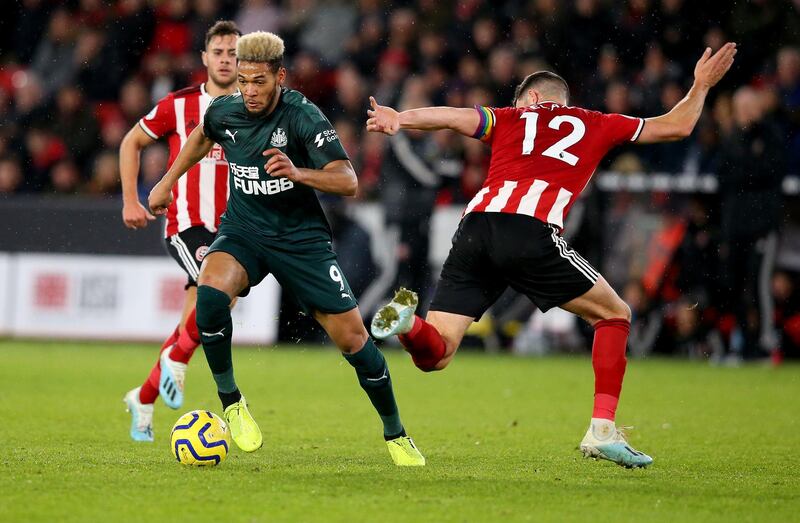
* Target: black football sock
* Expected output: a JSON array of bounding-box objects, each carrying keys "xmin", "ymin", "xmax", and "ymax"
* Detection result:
[
  {"xmin": 218, "ymin": 389, "xmax": 242, "ymax": 410},
  {"xmin": 384, "ymin": 428, "xmax": 407, "ymax": 441},
  {"xmin": 196, "ymin": 285, "xmax": 238, "ymax": 400},
  {"xmin": 343, "ymin": 338, "xmax": 404, "ymax": 438}
]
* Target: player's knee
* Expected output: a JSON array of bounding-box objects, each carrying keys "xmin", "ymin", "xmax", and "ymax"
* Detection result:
[
  {"xmin": 413, "ymin": 338, "xmax": 456, "ymax": 372},
  {"xmin": 337, "ymin": 328, "xmax": 369, "ymax": 355},
  {"xmin": 196, "ymin": 285, "xmax": 232, "ymax": 331},
  {"xmin": 432, "ymin": 339, "xmax": 460, "ymax": 370},
  {"xmin": 599, "ymin": 299, "xmax": 631, "ymax": 323},
  {"xmin": 413, "ymin": 359, "xmax": 441, "ymax": 372},
  {"xmin": 430, "ymin": 354, "xmax": 453, "ymax": 371},
  {"xmin": 197, "ymin": 271, "xmax": 225, "ymax": 290},
  {"xmin": 614, "ymin": 301, "xmax": 632, "ymax": 322},
  {"xmin": 412, "ymin": 362, "xmax": 438, "ymax": 372}
]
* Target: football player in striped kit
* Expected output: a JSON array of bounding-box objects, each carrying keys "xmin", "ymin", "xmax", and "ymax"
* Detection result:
[
  {"xmin": 368, "ymin": 42, "xmax": 738, "ymax": 468},
  {"xmin": 120, "ymin": 21, "xmax": 241, "ymax": 442}
]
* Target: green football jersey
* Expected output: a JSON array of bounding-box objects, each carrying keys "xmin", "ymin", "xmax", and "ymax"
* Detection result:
[{"xmin": 203, "ymin": 88, "xmax": 349, "ymax": 244}]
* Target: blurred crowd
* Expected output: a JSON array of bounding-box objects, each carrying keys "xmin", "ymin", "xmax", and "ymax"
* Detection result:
[
  {"xmin": 1, "ymin": 0, "xmax": 798, "ymax": 195},
  {"xmin": 1, "ymin": 0, "xmax": 800, "ymax": 359}
]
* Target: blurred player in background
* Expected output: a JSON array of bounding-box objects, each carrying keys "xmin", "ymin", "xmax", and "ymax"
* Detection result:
[
  {"xmin": 368, "ymin": 43, "xmax": 738, "ymax": 468},
  {"xmin": 148, "ymin": 31, "xmax": 425, "ymax": 466},
  {"xmin": 120, "ymin": 21, "xmax": 241, "ymax": 442}
]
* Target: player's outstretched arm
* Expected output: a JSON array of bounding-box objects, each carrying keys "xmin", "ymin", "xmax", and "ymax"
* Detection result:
[
  {"xmin": 262, "ymin": 148, "xmax": 358, "ymax": 197},
  {"xmin": 637, "ymin": 42, "xmax": 737, "ymax": 144},
  {"xmin": 119, "ymin": 125, "xmax": 156, "ymax": 229},
  {"xmin": 366, "ymin": 96, "xmax": 481, "ymax": 138},
  {"xmin": 148, "ymin": 125, "xmax": 215, "ymax": 215}
]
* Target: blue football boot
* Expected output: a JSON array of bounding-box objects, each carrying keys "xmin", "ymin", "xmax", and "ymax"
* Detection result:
[
  {"xmin": 580, "ymin": 424, "xmax": 653, "ymax": 468},
  {"xmin": 123, "ymin": 387, "xmax": 154, "ymax": 442}
]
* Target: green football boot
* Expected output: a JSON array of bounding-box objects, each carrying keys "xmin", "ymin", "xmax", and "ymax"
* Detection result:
[
  {"xmin": 223, "ymin": 396, "xmax": 263, "ymax": 452},
  {"xmin": 386, "ymin": 435, "xmax": 426, "ymax": 466}
]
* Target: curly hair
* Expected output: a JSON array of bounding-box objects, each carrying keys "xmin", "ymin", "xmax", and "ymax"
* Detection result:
[{"xmin": 236, "ymin": 31, "xmax": 284, "ymax": 72}]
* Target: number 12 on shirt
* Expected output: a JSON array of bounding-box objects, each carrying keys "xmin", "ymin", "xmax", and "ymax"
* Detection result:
[{"xmin": 520, "ymin": 112, "xmax": 586, "ymax": 166}]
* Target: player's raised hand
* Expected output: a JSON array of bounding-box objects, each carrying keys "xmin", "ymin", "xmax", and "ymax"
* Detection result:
[
  {"xmin": 122, "ymin": 200, "xmax": 156, "ymax": 229},
  {"xmin": 366, "ymin": 96, "xmax": 400, "ymax": 135},
  {"xmin": 148, "ymin": 179, "xmax": 174, "ymax": 216},
  {"xmin": 263, "ymin": 148, "xmax": 302, "ymax": 181},
  {"xmin": 694, "ymin": 42, "xmax": 737, "ymax": 90}
]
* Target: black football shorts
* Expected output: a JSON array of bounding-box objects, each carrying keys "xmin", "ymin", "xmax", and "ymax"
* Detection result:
[
  {"xmin": 164, "ymin": 225, "xmax": 216, "ymax": 288},
  {"xmin": 429, "ymin": 212, "xmax": 599, "ymax": 318}
]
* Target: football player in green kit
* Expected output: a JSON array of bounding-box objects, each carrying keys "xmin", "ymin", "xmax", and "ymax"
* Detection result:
[{"xmin": 148, "ymin": 31, "xmax": 424, "ymax": 466}]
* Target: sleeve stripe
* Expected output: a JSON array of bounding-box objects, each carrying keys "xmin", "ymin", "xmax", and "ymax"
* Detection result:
[
  {"xmin": 138, "ymin": 120, "xmax": 159, "ymax": 140},
  {"xmin": 472, "ymin": 106, "xmax": 495, "ymax": 141},
  {"xmin": 631, "ymin": 117, "xmax": 645, "ymax": 142}
]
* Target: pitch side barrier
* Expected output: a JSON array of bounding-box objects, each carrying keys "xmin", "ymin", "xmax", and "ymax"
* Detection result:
[
  {"xmin": 2, "ymin": 173, "xmax": 798, "ymax": 254},
  {"xmin": 0, "ymin": 196, "xmax": 280, "ymax": 342},
  {"xmin": 0, "ymin": 194, "xmax": 164, "ymax": 255},
  {"xmin": 2, "ymin": 173, "xmax": 798, "ymax": 341},
  {"xmin": 596, "ymin": 172, "xmax": 800, "ymax": 194},
  {"xmin": 0, "ymin": 252, "xmax": 280, "ymax": 343}
]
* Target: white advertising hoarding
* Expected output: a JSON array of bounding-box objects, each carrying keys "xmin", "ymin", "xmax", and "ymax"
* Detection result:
[
  {"xmin": 8, "ymin": 253, "xmax": 280, "ymax": 344},
  {"xmin": 0, "ymin": 253, "xmax": 11, "ymax": 335}
]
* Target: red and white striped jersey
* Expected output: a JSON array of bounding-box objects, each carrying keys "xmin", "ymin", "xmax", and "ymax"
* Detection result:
[
  {"xmin": 139, "ymin": 83, "xmax": 229, "ymax": 238},
  {"xmin": 467, "ymin": 102, "xmax": 644, "ymax": 228}
]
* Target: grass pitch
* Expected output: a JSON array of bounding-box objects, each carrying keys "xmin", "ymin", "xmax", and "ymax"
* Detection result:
[{"xmin": 1, "ymin": 340, "xmax": 798, "ymax": 522}]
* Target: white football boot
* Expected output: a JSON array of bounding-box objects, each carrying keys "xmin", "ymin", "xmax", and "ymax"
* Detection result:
[
  {"xmin": 159, "ymin": 350, "xmax": 187, "ymax": 410},
  {"xmin": 370, "ymin": 288, "xmax": 419, "ymax": 340},
  {"xmin": 123, "ymin": 387, "xmax": 154, "ymax": 442},
  {"xmin": 579, "ymin": 421, "xmax": 653, "ymax": 468}
]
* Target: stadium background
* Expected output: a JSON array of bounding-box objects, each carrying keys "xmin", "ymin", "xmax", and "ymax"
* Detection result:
[{"xmin": 1, "ymin": 0, "xmax": 799, "ymax": 362}]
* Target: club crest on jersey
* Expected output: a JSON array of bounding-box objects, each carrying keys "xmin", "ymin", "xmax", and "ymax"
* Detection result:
[{"xmin": 270, "ymin": 128, "xmax": 288, "ymax": 147}]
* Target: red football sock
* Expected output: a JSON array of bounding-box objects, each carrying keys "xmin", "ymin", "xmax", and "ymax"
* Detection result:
[
  {"xmin": 138, "ymin": 325, "xmax": 180, "ymax": 404},
  {"xmin": 591, "ymin": 318, "xmax": 630, "ymax": 421},
  {"xmin": 162, "ymin": 325, "xmax": 180, "ymax": 350},
  {"xmin": 139, "ymin": 363, "xmax": 161, "ymax": 404},
  {"xmin": 398, "ymin": 316, "xmax": 446, "ymax": 371},
  {"xmin": 169, "ymin": 308, "xmax": 200, "ymax": 364}
]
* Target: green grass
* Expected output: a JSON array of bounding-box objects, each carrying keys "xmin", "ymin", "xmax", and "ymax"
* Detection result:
[{"xmin": 1, "ymin": 340, "xmax": 798, "ymax": 522}]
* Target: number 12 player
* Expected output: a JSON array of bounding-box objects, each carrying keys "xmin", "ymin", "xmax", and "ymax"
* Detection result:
[{"xmin": 368, "ymin": 43, "xmax": 737, "ymax": 468}]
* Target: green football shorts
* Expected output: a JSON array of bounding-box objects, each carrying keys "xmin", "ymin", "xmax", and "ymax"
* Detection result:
[{"xmin": 207, "ymin": 225, "xmax": 358, "ymax": 315}]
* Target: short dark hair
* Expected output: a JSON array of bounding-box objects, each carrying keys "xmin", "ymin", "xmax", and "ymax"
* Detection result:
[
  {"xmin": 513, "ymin": 71, "xmax": 570, "ymax": 105},
  {"xmin": 205, "ymin": 20, "xmax": 241, "ymax": 49}
]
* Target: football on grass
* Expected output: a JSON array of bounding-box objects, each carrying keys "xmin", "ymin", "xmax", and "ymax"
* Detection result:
[{"xmin": 170, "ymin": 410, "xmax": 230, "ymax": 466}]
